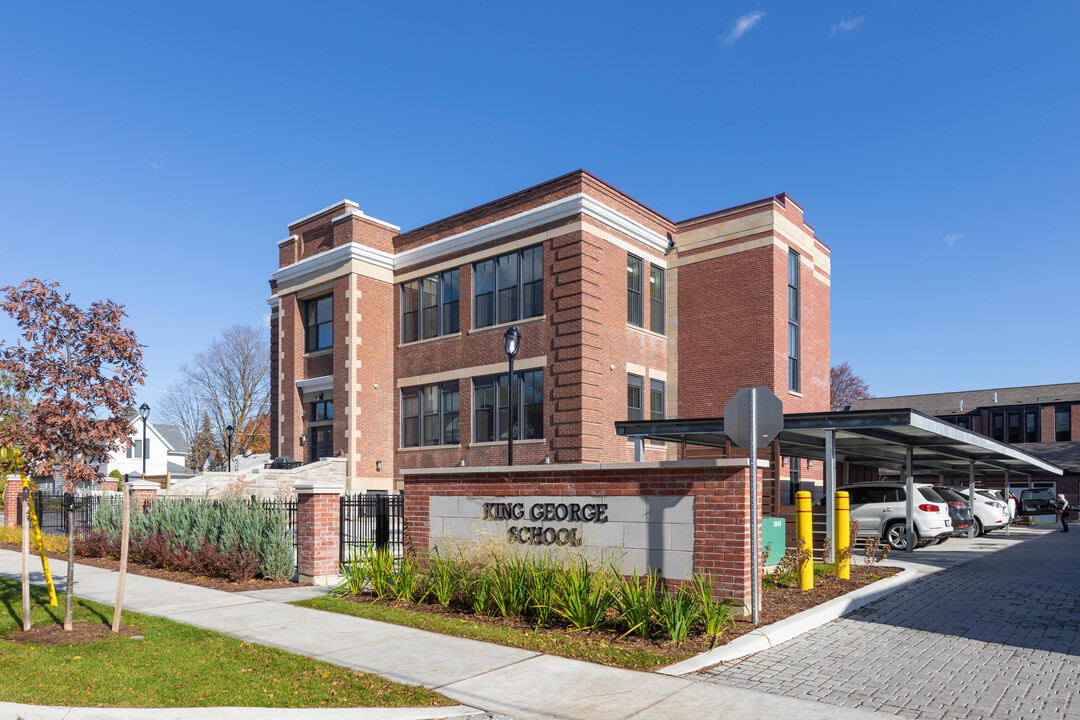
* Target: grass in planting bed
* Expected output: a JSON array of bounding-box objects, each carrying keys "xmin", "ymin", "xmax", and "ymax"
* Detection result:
[
  {"xmin": 0, "ymin": 578, "xmax": 452, "ymax": 709},
  {"xmin": 296, "ymin": 594, "xmax": 699, "ymax": 671}
]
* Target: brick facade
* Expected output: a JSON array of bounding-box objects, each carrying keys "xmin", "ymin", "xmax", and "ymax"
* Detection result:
[
  {"xmin": 269, "ymin": 171, "xmax": 831, "ymax": 492},
  {"xmin": 402, "ymin": 461, "xmax": 761, "ymax": 607}
]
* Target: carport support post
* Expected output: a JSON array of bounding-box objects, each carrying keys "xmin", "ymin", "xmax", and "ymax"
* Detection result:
[
  {"xmin": 997, "ymin": 470, "xmax": 1006, "ymax": 537},
  {"xmin": 967, "ymin": 462, "xmax": 976, "ymax": 539},
  {"xmin": 905, "ymin": 446, "xmax": 915, "ymax": 553},
  {"xmin": 824, "ymin": 429, "xmax": 837, "ymax": 564}
]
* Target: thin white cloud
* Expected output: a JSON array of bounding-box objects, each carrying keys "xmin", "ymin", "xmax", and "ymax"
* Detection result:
[
  {"xmin": 945, "ymin": 233, "xmax": 962, "ymax": 248},
  {"xmin": 720, "ymin": 11, "xmax": 765, "ymax": 46},
  {"xmin": 830, "ymin": 16, "xmax": 866, "ymax": 35}
]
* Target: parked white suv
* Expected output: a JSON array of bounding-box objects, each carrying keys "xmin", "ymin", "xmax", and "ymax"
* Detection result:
[
  {"xmin": 840, "ymin": 482, "xmax": 953, "ymax": 551},
  {"xmin": 952, "ymin": 488, "xmax": 1011, "ymax": 536}
]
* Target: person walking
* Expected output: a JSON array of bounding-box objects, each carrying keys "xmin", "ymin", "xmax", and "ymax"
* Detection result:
[{"xmin": 1057, "ymin": 494, "xmax": 1070, "ymax": 533}]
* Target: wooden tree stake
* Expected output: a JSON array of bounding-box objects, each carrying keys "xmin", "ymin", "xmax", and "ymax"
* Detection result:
[{"xmin": 111, "ymin": 485, "xmax": 130, "ymax": 633}]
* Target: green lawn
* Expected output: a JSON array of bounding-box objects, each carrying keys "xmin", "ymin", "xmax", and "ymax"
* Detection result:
[
  {"xmin": 294, "ymin": 596, "xmax": 697, "ymax": 671},
  {"xmin": 0, "ymin": 578, "xmax": 452, "ymax": 709}
]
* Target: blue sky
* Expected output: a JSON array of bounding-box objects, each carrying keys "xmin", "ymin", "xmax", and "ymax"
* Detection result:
[{"xmin": 1, "ymin": 1, "xmax": 1077, "ymax": 406}]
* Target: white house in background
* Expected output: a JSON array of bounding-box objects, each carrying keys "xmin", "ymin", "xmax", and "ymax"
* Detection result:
[{"xmin": 102, "ymin": 418, "xmax": 192, "ymax": 479}]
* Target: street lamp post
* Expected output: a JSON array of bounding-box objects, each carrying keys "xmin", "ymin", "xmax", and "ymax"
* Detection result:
[
  {"xmin": 225, "ymin": 424, "xmax": 234, "ymax": 472},
  {"xmin": 503, "ymin": 326, "xmax": 521, "ymax": 466},
  {"xmin": 138, "ymin": 403, "xmax": 150, "ymax": 476}
]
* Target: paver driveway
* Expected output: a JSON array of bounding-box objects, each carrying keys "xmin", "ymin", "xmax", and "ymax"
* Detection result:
[{"xmin": 698, "ymin": 530, "xmax": 1080, "ymax": 719}]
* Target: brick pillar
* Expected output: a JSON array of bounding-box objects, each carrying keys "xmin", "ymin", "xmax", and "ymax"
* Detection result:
[
  {"xmin": 126, "ymin": 479, "xmax": 159, "ymax": 513},
  {"xmin": 295, "ymin": 482, "xmax": 342, "ymax": 585},
  {"xmin": 100, "ymin": 479, "xmax": 118, "ymax": 493},
  {"xmin": 4, "ymin": 475, "xmax": 21, "ymax": 527}
]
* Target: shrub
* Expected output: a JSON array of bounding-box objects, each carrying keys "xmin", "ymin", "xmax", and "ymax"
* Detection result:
[
  {"xmin": 524, "ymin": 554, "xmax": 559, "ymax": 627},
  {"xmin": 657, "ymin": 586, "xmax": 697, "ymax": 643},
  {"xmin": 0, "ymin": 525, "xmax": 67, "ymax": 553},
  {"xmin": 614, "ymin": 571, "xmax": 659, "ymax": 639},
  {"xmin": 426, "ymin": 549, "xmax": 455, "ymax": 608},
  {"xmin": 91, "ymin": 496, "xmax": 292, "ymax": 582},
  {"xmin": 333, "ymin": 547, "xmax": 367, "ymax": 597},
  {"xmin": 553, "ymin": 558, "xmax": 614, "ymax": 631},
  {"xmin": 490, "ymin": 555, "xmax": 530, "ymax": 619},
  {"xmin": 689, "ymin": 573, "xmax": 736, "ymax": 645}
]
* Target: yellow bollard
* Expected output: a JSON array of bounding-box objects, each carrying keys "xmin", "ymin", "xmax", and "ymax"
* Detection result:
[
  {"xmin": 836, "ymin": 490, "xmax": 850, "ymax": 580},
  {"xmin": 796, "ymin": 490, "xmax": 813, "ymax": 590}
]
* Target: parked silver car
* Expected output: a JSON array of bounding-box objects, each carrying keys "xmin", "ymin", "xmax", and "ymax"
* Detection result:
[{"xmin": 840, "ymin": 482, "xmax": 953, "ymax": 551}]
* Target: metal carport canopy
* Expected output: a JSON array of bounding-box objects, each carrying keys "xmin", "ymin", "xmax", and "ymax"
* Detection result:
[{"xmin": 614, "ymin": 408, "xmax": 1063, "ymax": 477}]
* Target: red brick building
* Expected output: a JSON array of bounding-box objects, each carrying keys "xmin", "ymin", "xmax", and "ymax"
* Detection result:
[{"xmin": 267, "ymin": 171, "xmax": 831, "ymax": 492}]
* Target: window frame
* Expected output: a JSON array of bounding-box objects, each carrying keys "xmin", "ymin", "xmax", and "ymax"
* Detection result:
[
  {"xmin": 627, "ymin": 373, "xmax": 644, "ymax": 421},
  {"xmin": 787, "ymin": 251, "xmax": 800, "ymax": 393},
  {"xmin": 401, "ymin": 381, "xmax": 460, "ymax": 448},
  {"xmin": 472, "ymin": 246, "xmax": 543, "ymax": 330},
  {"xmin": 1057, "ymin": 406, "xmax": 1072, "ymax": 442},
  {"xmin": 627, "ymin": 254, "xmax": 643, "ymax": 327},
  {"xmin": 401, "ymin": 269, "xmax": 459, "ymax": 343},
  {"xmin": 472, "ymin": 370, "xmax": 543, "ymax": 442},
  {"xmin": 304, "ymin": 294, "xmax": 334, "ymax": 353},
  {"xmin": 649, "ymin": 265, "xmax": 664, "ymax": 334}
]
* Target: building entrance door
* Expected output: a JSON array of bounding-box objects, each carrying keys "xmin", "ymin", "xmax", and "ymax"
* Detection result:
[{"xmin": 311, "ymin": 425, "xmax": 333, "ymax": 462}]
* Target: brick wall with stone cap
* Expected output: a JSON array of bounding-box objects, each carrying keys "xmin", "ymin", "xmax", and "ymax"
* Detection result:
[{"xmin": 295, "ymin": 482, "xmax": 343, "ymax": 585}]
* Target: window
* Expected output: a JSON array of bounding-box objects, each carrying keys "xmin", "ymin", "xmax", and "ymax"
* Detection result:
[
  {"xmin": 627, "ymin": 254, "xmax": 643, "ymax": 327},
  {"xmin": 313, "ymin": 400, "xmax": 333, "ymax": 422},
  {"xmin": 304, "ymin": 294, "xmax": 333, "ymax": 352},
  {"xmin": 473, "ymin": 370, "xmax": 543, "ymax": 442},
  {"xmin": 1057, "ymin": 407, "xmax": 1071, "ymax": 442},
  {"xmin": 989, "ymin": 407, "xmax": 1041, "ymax": 443},
  {"xmin": 473, "ymin": 246, "xmax": 543, "ymax": 329},
  {"xmin": 649, "ymin": 379, "xmax": 665, "ymax": 422},
  {"xmin": 649, "ymin": 265, "xmax": 664, "ymax": 334},
  {"xmin": 401, "ymin": 382, "xmax": 460, "ymax": 447},
  {"xmin": 627, "ymin": 374, "xmax": 644, "ymax": 420},
  {"xmin": 126, "ymin": 439, "xmax": 143, "ymax": 459},
  {"xmin": 401, "ymin": 269, "xmax": 459, "ymax": 343},
  {"xmin": 788, "ymin": 251, "xmax": 800, "ymax": 393}
]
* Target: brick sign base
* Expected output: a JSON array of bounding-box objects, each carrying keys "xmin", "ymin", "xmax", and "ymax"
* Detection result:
[{"xmin": 402, "ymin": 459, "xmax": 763, "ymax": 608}]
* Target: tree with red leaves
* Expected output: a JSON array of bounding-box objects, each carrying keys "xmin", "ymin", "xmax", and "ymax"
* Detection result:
[
  {"xmin": 0, "ymin": 279, "xmax": 145, "ymax": 485},
  {"xmin": 0, "ymin": 279, "xmax": 144, "ymax": 631},
  {"xmin": 830, "ymin": 361, "xmax": 872, "ymax": 408}
]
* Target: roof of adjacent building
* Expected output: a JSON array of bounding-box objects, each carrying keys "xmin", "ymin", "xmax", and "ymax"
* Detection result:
[
  {"xmin": 154, "ymin": 423, "xmax": 190, "ymax": 455},
  {"xmin": 167, "ymin": 461, "xmax": 196, "ymax": 478},
  {"xmin": 845, "ymin": 382, "xmax": 1080, "ymax": 416},
  {"xmin": 1014, "ymin": 442, "xmax": 1080, "ymax": 473}
]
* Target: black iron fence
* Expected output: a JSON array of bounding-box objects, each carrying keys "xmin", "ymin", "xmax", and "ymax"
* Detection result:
[
  {"xmin": 340, "ymin": 493, "xmax": 404, "ymax": 564},
  {"xmin": 15, "ymin": 491, "xmax": 100, "ymax": 536}
]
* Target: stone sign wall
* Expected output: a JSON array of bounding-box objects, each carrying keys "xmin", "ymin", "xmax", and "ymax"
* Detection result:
[
  {"xmin": 401, "ymin": 459, "xmax": 764, "ymax": 605},
  {"xmin": 429, "ymin": 494, "xmax": 695, "ymax": 579}
]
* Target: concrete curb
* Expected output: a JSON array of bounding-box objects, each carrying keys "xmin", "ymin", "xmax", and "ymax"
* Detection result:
[
  {"xmin": 657, "ymin": 568, "xmax": 922, "ymax": 676},
  {"xmin": 0, "ymin": 702, "xmax": 486, "ymax": 720}
]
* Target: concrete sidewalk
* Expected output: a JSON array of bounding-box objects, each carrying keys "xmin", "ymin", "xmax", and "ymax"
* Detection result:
[{"xmin": 0, "ymin": 550, "xmax": 889, "ymax": 720}]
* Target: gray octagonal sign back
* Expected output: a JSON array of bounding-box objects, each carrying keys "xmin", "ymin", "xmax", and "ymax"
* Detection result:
[{"xmin": 724, "ymin": 386, "xmax": 784, "ymax": 448}]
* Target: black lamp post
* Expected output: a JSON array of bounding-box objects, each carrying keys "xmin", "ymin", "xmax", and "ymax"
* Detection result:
[
  {"xmin": 138, "ymin": 403, "xmax": 150, "ymax": 475},
  {"xmin": 225, "ymin": 424, "xmax": 234, "ymax": 472},
  {"xmin": 503, "ymin": 326, "xmax": 521, "ymax": 466}
]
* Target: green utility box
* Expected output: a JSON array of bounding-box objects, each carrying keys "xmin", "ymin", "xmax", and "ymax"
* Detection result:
[{"xmin": 761, "ymin": 517, "xmax": 786, "ymax": 566}]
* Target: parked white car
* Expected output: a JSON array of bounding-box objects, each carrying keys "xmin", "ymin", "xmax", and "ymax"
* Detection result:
[
  {"xmin": 952, "ymin": 488, "xmax": 1011, "ymax": 536},
  {"xmin": 839, "ymin": 482, "xmax": 953, "ymax": 551}
]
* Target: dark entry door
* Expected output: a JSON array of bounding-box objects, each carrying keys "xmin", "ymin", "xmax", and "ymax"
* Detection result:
[{"xmin": 311, "ymin": 426, "xmax": 333, "ymax": 462}]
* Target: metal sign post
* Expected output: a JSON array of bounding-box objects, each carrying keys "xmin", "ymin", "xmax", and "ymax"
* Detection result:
[{"xmin": 725, "ymin": 386, "xmax": 783, "ymax": 626}]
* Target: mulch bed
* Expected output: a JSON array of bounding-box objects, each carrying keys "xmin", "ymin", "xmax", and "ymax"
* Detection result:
[
  {"xmin": 0, "ymin": 543, "xmax": 297, "ymax": 593},
  {"xmin": 4, "ymin": 622, "xmax": 142, "ymax": 645},
  {"xmin": 333, "ymin": 564, "xmax": 900, "ymax": 662}
]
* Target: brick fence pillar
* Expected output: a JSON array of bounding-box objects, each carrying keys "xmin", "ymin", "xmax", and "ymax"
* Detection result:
[
  {"xmin": 295, "ymin": 482, "xmax": 342, "ymax": 585},
  {"xmin": 100, "ymin": 479, "xmax": 118, "ymax": 493},
  {"xmin": 126, "ymin": 479, "xmax": 159, "ymax": 512},
  {"xmin": 4, "ymin": 475, "xmax": 21, "ymax": 527}
]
